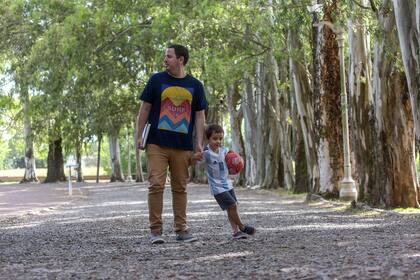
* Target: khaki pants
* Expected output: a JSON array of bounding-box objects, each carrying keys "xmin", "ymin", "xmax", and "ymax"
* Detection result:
[{"xmin": 146, "ymin": 144, "xmax": 191, "ymax": 234}]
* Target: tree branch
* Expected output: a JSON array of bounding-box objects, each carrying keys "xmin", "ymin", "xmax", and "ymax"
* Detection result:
[
  {"xmin": 238, "ymin": 49, "xmax": 270, "ymax": 63},
  {"xmin": 95, "ymin": 21, "xmax": 151, "ymax": 54},
  {"xmin": 227, "ymin": 27, "xmax": 270, "ymax": 50},
  {"xmin": 369, "ymin": 0, "xmax": 378, "ymax": 15},
  {"xmin": 95, "ymin": 26, "xmax": 133, "ymax": 54},
  {"xmin": 351, "ymin": 0, "xmax": 372, "ymax": 10}
]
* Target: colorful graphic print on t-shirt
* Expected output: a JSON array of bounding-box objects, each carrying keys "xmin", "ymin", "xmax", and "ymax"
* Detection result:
[{"xmin": 158, "ymin": 85, "xmax": 193, "ymax": 134}]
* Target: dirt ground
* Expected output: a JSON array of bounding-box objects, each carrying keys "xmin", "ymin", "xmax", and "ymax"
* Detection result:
[{"xmin": 0, "ymin": 181, "xmax": 419, "ymax": 279}]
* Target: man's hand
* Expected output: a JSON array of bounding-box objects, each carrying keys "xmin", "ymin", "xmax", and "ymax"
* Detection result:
[
  {"xmin": 192, "ymin": 151, "xmax": 203, "ymax": 161},
  {"xmin": 136, "ymin": 102, "xmax": 152, "ymax": 151},
  {"xmin": 137, "ymin": 137, "xmax": 145, "ymax": 150},
  {"xmin": 195, "ymin": 110, "xmax": 205, "ymax": 154}
]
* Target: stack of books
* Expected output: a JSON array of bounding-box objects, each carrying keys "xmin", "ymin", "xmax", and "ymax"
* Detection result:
[{"xmin": 140, "ymin": 123, "xmax": 151, "ymax": 150}]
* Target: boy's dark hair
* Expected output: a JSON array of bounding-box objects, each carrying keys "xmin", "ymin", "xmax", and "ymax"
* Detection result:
[
  {"xmin": 168, "ymin": 44, "xmax": 189, "ymax": 65},
  {"xmin": 205, "ymin": 124, "xmax": 224, "ymax": 139}
]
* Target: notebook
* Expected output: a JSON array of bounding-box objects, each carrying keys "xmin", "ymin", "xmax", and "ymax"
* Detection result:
[{"xmin": 140, "ymin": 123, "xmax": 151, "ymax": 150}]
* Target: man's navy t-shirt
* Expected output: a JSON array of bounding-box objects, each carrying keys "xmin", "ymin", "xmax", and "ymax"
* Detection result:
[{"xmin": 140, "ymin": 71, "xmax": 208, "ymax": 151}]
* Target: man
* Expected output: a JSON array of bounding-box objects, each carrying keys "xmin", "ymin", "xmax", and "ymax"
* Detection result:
[{"xmin": 137, "ymin": 44, "xmax": 207, "ymax": 244}]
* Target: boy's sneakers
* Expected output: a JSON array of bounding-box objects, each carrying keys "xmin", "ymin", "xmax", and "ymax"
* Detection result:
[
  {"xmin": 240, "ymin": 225, "xmax": 256, "ymax": 235},
  {"xmin": 150, "ymin": 233, "xmax": 165, "ymax": 244},
  {"xmin": 232, "ymin": 231, "xmax": 247, "ymax": 240},
  {"xmin": 176, "ymin": 231, "xmax": 198, "ymax": 243}
]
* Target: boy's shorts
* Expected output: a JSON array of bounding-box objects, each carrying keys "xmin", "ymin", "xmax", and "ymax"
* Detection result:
[{"xmin": 214, "ymin": 189, "xmax": 237, "ymax": 210}]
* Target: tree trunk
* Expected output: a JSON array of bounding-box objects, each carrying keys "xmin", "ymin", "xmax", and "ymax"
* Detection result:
[
  {"xmin": 226, "ymin": 83, "xmax": 246, "ymax": 186},
  {"xmin": 126, "ymin": 126, "xmax": 133, "ymax": 182},
  {"xmin": 75, "ymin": 139, "xmax": 84, "ymax": 182},
  {"xmin": 242, "ymin": 73, "xmax": 258, "ymax": 186},
  {"xmin": 370, "ymin": 0, "xmax": 420, "ymax": 207},
  {"xmin": 383, "ymin": 73, "xmax": 419, "ymax": 207},
  {"xmin": 96, "ymin": 134, "xmax": 102, "ymax": 183},
  {"xmin": 108, "ymin": 134, "xmax": 124, "ymax": 182},
  {"xmin": 260, "ymin": 50, "xmax": 281, "ymax": 189},
  {"xmin": 134, "ymin": 118, "xmax": 144, "ymax": 182},
  {"xmin": 278, "ymin": 56, "xmax": 294, "ymax": 190},
  {"xmin": 392, "ymin": 0, "xmax": 420, "ymax": 203},
  {"xmin": 44, "ymin": 138, "xmax": 66, "ymax": 183},
  {"xmin": 348, "ymin": 0, "xmax": 373, "ymax": 201},
  {"xmin": 393, "ymin": 0, "xmax": 420, "ymax": 145},
  {"xmin": 255, "ymin": 60, "xmax": 266, "ymax": 186},
  {"xmin": 294, "ymin": 131, "xmax": 309, "ymax": 193},
  {"xmin": 288, "ymin": 28, "xmax": 320, "ymax": 193},
  {"xmin": 258, "ymin": 0, "xmax": 282, "ymax": 189},
  {"xmin": 313, "ymin": 0, "xmax": 343, "ymax": 196},
  {"xmin": 20, "ymin": 83, "xmax": 38, "ymax": 183}
]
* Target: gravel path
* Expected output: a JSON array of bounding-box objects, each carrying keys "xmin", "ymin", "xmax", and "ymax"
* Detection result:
[{"xmin": 0, "ymin": 182, "xmax": 419, "ymax": 279}]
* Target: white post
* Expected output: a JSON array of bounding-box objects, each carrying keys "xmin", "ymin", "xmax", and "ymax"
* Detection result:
[
  {"xmin": 337, "ymin": 31, "xmax": 358, "ymax": 202},
  {"xmin": 68, "ymin": 166, "xmax": 73, "ymax": 196},
  {"xmin": 313, "ymin": 21, "xmax": 358, "ymax": 202}
]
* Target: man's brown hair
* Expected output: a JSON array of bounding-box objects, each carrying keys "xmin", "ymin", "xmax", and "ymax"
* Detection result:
[{"xmin": 168, "ymin": 44, "xmax": 189, "ymax": 65}]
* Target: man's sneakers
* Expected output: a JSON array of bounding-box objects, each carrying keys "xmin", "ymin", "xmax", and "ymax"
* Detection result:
[
  {"xmin": 175, "ymin": 231, "xmax": 198, "ymax": 243},
  {"xmin": 149, "ymin": 233, "xmax": 165, "ymax": 244},
  {"xmin": 150, "ymin": 231, "xmax": 198, "ymax": 244}
]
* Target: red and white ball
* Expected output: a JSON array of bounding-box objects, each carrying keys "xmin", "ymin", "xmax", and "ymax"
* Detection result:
[{"xmin": 225, "ymin": 151, "xmax": 244, "ymax": 175}]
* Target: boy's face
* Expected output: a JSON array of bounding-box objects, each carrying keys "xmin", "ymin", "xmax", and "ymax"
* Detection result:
[{"xmin": 209, "ymin": 132, "xmax": 224, "ymax": 151}]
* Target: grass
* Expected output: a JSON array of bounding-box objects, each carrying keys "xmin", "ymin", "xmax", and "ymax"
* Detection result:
[
  {"xmin": 0, "ymin": 167, "xmax": 107, "ymax": 178},
  {"xmin": 346, "ymin": 206, "xmax": 384, "ymax": 216},
  {"xmin": 273, "ymin": 188, "xmax": 308, "ymax": 200},
  {"xmin": 393, "ymin": 207, "xmax": 420, "ymax": 214}
]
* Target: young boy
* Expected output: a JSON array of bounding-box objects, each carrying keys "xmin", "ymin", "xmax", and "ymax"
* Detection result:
[{"xmin": 193, "ymin": 124, "xmax": 256, "ymax": 239}]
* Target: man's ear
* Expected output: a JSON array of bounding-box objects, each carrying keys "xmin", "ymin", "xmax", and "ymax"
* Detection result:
[{"xmin": 179, "ymin": 56, "xmax": 185, "ymax": 65}]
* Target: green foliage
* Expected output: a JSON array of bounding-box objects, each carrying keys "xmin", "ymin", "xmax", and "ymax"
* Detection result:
[
  {"xmin": 1, "ymin": 0, "xmax": 400, "ymax": 185},
  {"xmin": 1, "ymin": 0, "xmax": 310, "ymax": 172},
  {"xmin": 2, "ymin": 132, "xmax": 25, "ymax": 169},
  {"xmin": 0, "ymin": 137, "xmax": 9, "ymax": 169}
]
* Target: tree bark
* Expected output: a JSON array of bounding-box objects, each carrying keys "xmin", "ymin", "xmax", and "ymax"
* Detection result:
[
  {"xmin": 96, "ymin": 134, "xmax": 102, "ymax": 183},
  {"xmin": 294, "ymin": 131, "xmax": 309, "ymax": 193},
  {"xmin": 108, "ymin": 134, "xmax": 124, "ymax": 182},
  {"xmin": 370, "ymin": 0, "xmax": 420, "ymax": 207},
  {"xmin": 134, "ymin": 118, "xmax": 144, "ymax": 182},
  {"xmin": 288, "ymin": 28, "xmax": 320, "ymax": 193},
  {"xmin": 44, "ymin": 138, "xmax": 66, "ymax": 183},
  {"xmin": 260, "ymin": 51, "xmax": 281, "ymax": 189},
  {"xmin": 75, "ymin": 139, "xmax": 84, "ymax": 182},
  {"xmin": 20, "ymin": 83, "xmax": 38, "ymax": 183},
  {"xmin": 313, "ymin": 0, "xmax": 343, "ymax": 196},
  {"xmin": 126, "ymin": 126, "xmax": 132, "ymax": 182},
  {"xmin": 255, "ymin": 60, "xmax": 266, "ymax": 186},
  {"xmin": 348, "ymin": 0, "xmax": 373, "ymax": 201},
  {"xmin": 393, "ymin": 0, "xmax": 420, "ymax": 145},
  {"xmin": 258, "ymin": 0, "xmax": 282, "ymax": 189},
  {"xmin": 392, "ymin": 0, "xmax": 420, "ymax": 203},
  {"xmin": 242, "ymin": 73, "xmax": 258, "ymax": 186},
  {"xmin": 278, "ymin": 56, "xmax": 295, "ymax": 190},
  {"xmin": 226, "ymin": 83, "xmax": 246, "ymax": 186}
]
